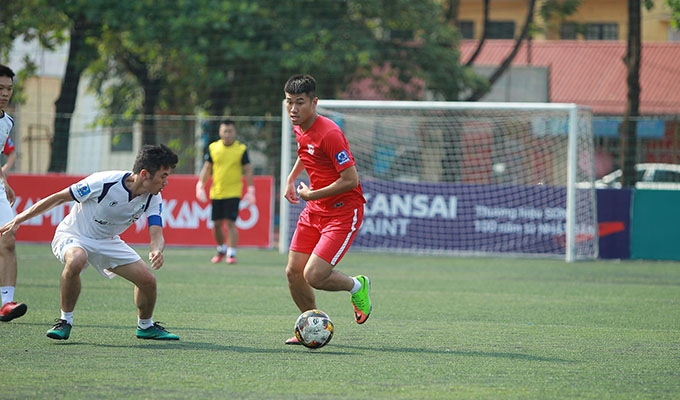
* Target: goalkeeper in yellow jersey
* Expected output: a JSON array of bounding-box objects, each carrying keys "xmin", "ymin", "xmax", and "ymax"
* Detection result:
[{"xmin": 196, "ymin": 120, "xmax": 255, "ymax": 264}]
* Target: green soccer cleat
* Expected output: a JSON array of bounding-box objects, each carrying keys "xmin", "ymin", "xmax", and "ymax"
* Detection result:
[
  {"xmin": 46, "ymin": 319, "xmax": 72, "ymax": 340},
  {"xmin": 350, "ymin": 275, "xmax": 372, "ymax": 324},
  {"xmin": 136, "ymin": 322, "xmax": 180, "ymax": 340}
]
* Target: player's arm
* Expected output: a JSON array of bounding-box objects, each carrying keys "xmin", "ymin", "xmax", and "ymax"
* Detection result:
[
  {"xmin": 0, "ymin": 188, "xmax": 72, "ymax": 235},
  {"xmin": 0, "ymin": 159, "xmax": 14, "ymax": 206},
  {"xmin": 147, "ymin": 224, "xmax": 165, "ymax": 270},
  {"xmin": 296, "ymin": 166, "xmax": 359, "ymax": 202},
  {"xmin": 284, "ymin": 157, "xmax": 306, "ymax": 204},
  {"xmin": 243, "ymin": 163, "xmax": 256, "ymax": 205},
  {"xmin": 241, "ymin": 149, "xmax": 256, "ymax": 204},
  {"xmin": 2, "ymin": 150, "xmax": 16, "ymax": 176},
  {"xmin": 195, "ymin": 160, "xmax": 212, "ymax": 202}
]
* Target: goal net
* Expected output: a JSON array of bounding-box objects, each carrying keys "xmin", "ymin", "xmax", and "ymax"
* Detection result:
[{"xmin": 279, "ymin": 100, "xmax": 597, "ymax": 261}]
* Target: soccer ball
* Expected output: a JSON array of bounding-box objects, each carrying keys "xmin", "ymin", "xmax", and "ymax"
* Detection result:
[{"xmin": 294, "ymin": 309, "xmax": 334, "ymax": 349}]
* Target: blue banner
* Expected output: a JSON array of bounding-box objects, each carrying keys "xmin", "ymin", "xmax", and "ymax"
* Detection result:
[{"xmin": 288, "ymin": 181, "xmax": 597, "ymax": 256}]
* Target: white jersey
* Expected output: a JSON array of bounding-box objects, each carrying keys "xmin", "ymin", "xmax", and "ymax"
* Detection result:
[
  {"xmin": 57, "ymin": 170, "xmax": 163, "ymax": 240},
  {"xmin": 0, "ymin": 111, "xmax": 12, "ymax": 150},
  {"xmin": 0, "ymin": 112, "xmax": 14, "ymax": 224},
  {"xmin": 0, "ymin": 111, "xmax": 13, "ymax": 198}
]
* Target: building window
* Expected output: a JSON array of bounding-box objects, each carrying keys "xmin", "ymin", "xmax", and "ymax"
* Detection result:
[
  {"xmin": 670, "ymin": 27, "xmax": 680, "ymax": 41},
  {"xmin": 560, "ymin": 23, "xmax": 578, "ymax": 40},
  {"xmin": 487, "ymin": 21, "xmax": 515, "ymax": 39},
  {"xmin": 584, "ymin": 23, "xmax": 618, "ymax": 40},
  {"xmin": 458, "ymin": 20, "xmax": 474, "ymax": 39}
]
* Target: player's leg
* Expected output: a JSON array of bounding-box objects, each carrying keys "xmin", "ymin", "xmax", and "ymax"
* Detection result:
[
  {"xmin": 286, "ymin": 250, "xmax": 316, "ymax": 312},
  {"xmin": 223, "ymin": 198, "xmax": 240, "ymax": 264},
  {"xmin": 0, "ymin": 225, "xmax": 25, "ymax": 322},
  {"xmin": 211, "ymin": 199, "xmax": 227, "ymax": 263},
  {"xmin": 46, "ymin": 246, "xmax": 88, "ymax": 340},
  {"xmin": 284, "ymin": 250, "xmax": 313, "ymax": 345},
  {"xmin": 303, "ymin": 254, "xmax": 354, "ymax": 292},
  {"xmin": 112, "ymin": 260, "xmax": 178, "ymax": 340},
  {"xmin": 225, "ymin": 219, "xmax": 238, "ymax": 263},
  {"xmin": 314, "ymin": 207, "xmax": 371, "ymax": 324}
]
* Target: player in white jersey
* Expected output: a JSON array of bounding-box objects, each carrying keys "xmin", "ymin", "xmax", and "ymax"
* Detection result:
[
  {"xmin": 0, "ymin": 144, "xmax": 181, "ymax": 341},
  {"xmin": 0, "ymin": 64, "xmax": 24, "ymax": 323}
]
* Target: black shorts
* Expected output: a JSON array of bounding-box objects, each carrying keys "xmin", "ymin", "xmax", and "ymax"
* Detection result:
[{"xmin": 211, "ymin": 198, "xmax": 240, "ymax": 221}]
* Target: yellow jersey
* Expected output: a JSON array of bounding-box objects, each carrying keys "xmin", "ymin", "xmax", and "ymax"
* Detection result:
[{"xmin": 205, "ymin": 140, "xmax": 249, "ymax": 199}]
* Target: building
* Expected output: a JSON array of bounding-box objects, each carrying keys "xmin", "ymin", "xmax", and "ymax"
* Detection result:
[{"xmin": 457, "ymin": 0, "xmax": 678, "ymax": 42}]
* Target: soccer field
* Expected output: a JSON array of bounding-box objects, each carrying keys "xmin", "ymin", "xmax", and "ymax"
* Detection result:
[{"xmin": 2, "ymin": 244, "xmax": 679, "ymax": 399}]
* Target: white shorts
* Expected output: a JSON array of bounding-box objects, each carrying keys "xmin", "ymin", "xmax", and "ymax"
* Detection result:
[
  {"xmin": 0, "ymin": 187, "xmax": 15, "ymax": 226},
  {"xmin": 51, "ymin": 230, "xmax": 142, "ymax": 279}
]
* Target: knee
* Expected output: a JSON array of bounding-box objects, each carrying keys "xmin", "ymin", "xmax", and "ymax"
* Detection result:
[
  {"xmin": 303, "ymin": 268, "xmax": 325, "ymax": 289},
  {"xmin": 285, "ymin": 264, "xmax": 298, "ymax": 282},
  {"xmin": 63, "ymin": 250, "xmax": 88, "ymax": 277},
  {"xmin": 137, "ymin": 272, "xmax": 156, "ymax": 291}
]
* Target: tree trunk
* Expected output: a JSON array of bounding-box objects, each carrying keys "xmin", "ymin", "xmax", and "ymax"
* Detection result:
[
  {"xmin": 620, "ymin": 0, "xmax": 641, "ymax": 187},
  {"xmin": 465, "ymin": 0, "xmax": 490, "ymax": 66},
  {"xmin": 142, "ymin": 79, "xmax": 160, "ymax": 145},
  {"xmin": 465, "ymin": 0, "xmax": 536, "ymax": 102},
  {"xmin": 48, "ymin": 19, "xmax": 92, "ymax": 172}
]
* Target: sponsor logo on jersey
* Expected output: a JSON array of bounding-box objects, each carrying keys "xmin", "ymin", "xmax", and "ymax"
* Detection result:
[
  {"xmin": 335, "ymin": 150, "xmax": 350, "ymax": 165},
  {"xmin": 76, "ymin": 182, "xmax": 91, "ymax": 197}
]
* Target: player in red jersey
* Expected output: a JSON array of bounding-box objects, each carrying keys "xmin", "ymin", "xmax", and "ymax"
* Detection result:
[{"xmin": 282, "ymin": 74, "xmax": 371, "ymax": 345}]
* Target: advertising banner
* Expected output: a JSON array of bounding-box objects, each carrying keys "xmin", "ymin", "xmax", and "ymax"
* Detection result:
[
  {"xmin": 288, "ymin": 181, "xmax": 596, "ymax": 256},
  {"xmin": 7, "ymin": 174, "xmax": 274, "ymax": 247},
  {"xmin": 596, "ymin": 188, "xmax": 631, "ymax": 259}
]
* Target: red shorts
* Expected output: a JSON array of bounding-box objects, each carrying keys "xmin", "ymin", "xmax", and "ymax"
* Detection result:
[{"xmin": 289, "ymin": 206, "xmax": 364, "ymax": 266}]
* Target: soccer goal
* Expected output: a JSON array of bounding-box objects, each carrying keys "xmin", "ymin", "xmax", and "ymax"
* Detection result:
[{"xmin": 279, "ymin": 100, "xmax": 598, "ymax": 262}]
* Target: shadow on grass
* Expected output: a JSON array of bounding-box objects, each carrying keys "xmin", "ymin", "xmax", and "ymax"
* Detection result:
[
  {"xmin": 331, "ymin": 344, "xmax": 578, "ymax": 363},
  {"xmin": 51, "ymin": 340, "xmax": 354, "ymax": 355},
  {"xmin": 45, "ymin": 340, "xmax": 577, "ymax": 362}
]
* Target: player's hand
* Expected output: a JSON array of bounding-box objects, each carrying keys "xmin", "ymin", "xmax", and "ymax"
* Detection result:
[
  {"xmin": 0, "ymin": 219, "xmax": 18, "ymax": 237},
  {"xmin": 244, "ymin": 185, "xmax": 256, "ymax": 206},
  {"xmin": 149, "ymin": 250, "xmax": 164, "ymax": 270},
  {"xmin": 195, "ymin": 182, "xmax": 207, "ymax": 203},
  {"xmin": 284, "ymin": 181, "xmax": 299, "ymax": 204},
  {"xmin": 296, "ymin": 181, "xmax": 313, "ymax": 201}
]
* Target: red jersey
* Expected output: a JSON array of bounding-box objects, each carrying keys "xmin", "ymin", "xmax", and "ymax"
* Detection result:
[{"xmin": 294, "ymin": 115, "xmax": 365, "ymax": 216}]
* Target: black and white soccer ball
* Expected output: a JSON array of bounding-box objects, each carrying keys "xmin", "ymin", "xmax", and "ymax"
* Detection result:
[{"xmin": 294, "ymin": 309, "xmax": 334, "ymax": 349}]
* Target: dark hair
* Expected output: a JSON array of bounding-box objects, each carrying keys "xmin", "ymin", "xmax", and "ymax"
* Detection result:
[
  {"xmin": 284, "ymin": 74, "xmax": 316, "ymax": 99},
  {"xmin": 220, "ymin": 119, "xmax": 235, "ymax": 127},
  {"xmin": 133, "ymin": 144, "xmax": 178, "ymax": 176},
  {"xmin": 0, "ymin": 64, "xmax": 15, "ymax": 80}
]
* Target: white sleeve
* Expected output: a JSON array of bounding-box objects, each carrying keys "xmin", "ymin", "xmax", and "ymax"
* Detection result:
[
  {"xmin": 145, "ymin": 193, "xmax": 163, "ymax": 218},
  {"xmin": 69, "ymin": 173, "xmax": 104, "ymax": 203}
]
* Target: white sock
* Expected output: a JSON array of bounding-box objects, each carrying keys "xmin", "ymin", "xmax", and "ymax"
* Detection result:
[
  {"xmin": 138, "ymin": 318, "xmax": 154, "ymax": 329},
  {"xmin": 350, "ymin": 277, "xmax": 361, "ymax": 294},
  {"xmin": 60, "ymin": 310, "xmax": 74, "ymax": 326},
  {"xmin": 217, "ymin": 244, "xmax": 227, "ymax": 254},
  {"xmin": 1, "ymin": 286, "xmax": 14, "ymax": 306},
  {"xmin": 227, "ymin": 247, "xmax": 236, "ymax": 257}
]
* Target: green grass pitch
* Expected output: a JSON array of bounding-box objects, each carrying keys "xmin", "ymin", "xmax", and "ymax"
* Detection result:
[{"xmin": 2, "ymin": 244, "xmax": 679, "ymax": 399}]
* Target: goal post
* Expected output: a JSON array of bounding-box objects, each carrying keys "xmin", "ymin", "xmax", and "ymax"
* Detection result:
[{"xmin": 280, "ymin": 100, "xmax": 598, "ymax": 262}]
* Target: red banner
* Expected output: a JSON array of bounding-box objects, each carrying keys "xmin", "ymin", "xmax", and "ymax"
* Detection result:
[{"xmin": 7, "ymin": 174, "xmax": 274, "ymax": 248}]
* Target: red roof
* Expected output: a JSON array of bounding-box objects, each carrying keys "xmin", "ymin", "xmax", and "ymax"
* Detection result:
[{"xmin": 459, "ymin": 40, "xmax": 680, "ymax": 115}]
